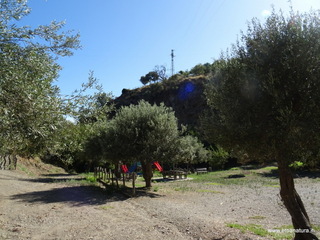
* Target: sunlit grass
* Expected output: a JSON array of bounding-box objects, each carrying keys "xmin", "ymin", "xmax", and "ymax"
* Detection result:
[
  {"xmin": 264, "ymin": 184, "xmax": 280, "ymax": 188},
  {"xmin": 99, "ymin": 205, "xmax": 114, "ymax": 210},
  {"xmin": 227, "ymin": 223, "xmax": 294, "ymax": 239},
  {"xmin": 260, "ymin": 166, "xmax": 278, "ymax": 171},
  {"xmin": 227, "ymin": 223, "xmax": 320, "ymax": 240},
  {"xmin": 188, "ymin": 167, "xmax": 278, "ymax": 186},
  {"xmin": 227, "ymin": 223, "xmax": 269, "ymax": 237}
]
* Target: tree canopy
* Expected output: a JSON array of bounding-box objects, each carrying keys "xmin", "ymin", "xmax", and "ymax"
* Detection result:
[
  {"xmin": 99, "ymin": 100, "xmax": 207, "ymax": 187},
  {"xmin": 0, "ymin": 0, "xmax": 80, "ymax": 156},
  {"xmin": 101, "ymin": 100, "xmax": 179, "ymax": 187},
  {"xmin": 202, "ymin": 9, "xmax": 320, "ymax": 239},
  {"xmin": 140, "ymin": 65, "xmax": 167, "ymax": 85}
]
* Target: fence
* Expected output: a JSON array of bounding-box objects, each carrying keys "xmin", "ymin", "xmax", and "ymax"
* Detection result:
[{"xmin": 94, "ymin": 167, "xmax": 137, "ymax": 196}]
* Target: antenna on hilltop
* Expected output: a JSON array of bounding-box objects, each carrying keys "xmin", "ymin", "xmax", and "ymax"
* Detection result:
[{"xmin": 171, "ymin": 49, "xmax": 175, "ymax": 77}]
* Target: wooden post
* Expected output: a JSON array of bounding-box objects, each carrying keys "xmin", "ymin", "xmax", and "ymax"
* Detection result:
[
  {"xmin": 107, "ymin": 169, "xmax": 109, "ymax": 181},
  {"xmin": 111, "ymin": 171, "xmax": 114, "ymax": 186},
  {"xmin": 116, "ymin": 175, "xmax": 119, "ymax": 188},
  {"xmin": 132, "ymin": 173, "xmax": 136, "ymax": 197}
]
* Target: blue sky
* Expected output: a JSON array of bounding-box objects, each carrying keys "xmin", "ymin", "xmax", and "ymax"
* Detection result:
[{"xmin": 20, "ymin": 0, "xmax": 320, "ymax": 97}]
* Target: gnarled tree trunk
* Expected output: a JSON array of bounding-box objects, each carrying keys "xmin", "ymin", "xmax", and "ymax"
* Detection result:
[
  {"xmin": 0, "ymin": 155, "xmax": 17, "ymax": 170},
  {"xmin": 141, "ymin": 161, "xmax": 153, "ymax": 188},
  {"xmin": 278, "ymin": 159, "xmax": 318, "ymax": 240}
]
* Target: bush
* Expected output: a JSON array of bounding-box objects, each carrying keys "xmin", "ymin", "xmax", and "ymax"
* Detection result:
[{"xmin": 208, "ymin": 146, "xmax": 229, "ymax": 170}]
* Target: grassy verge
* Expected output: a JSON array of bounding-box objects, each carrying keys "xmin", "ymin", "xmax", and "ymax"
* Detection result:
[
  {"xmin": 61, "ymin": 172, "xmax": 98, "ymax": 186},
  {"xmin": 187, "ymin": 166, "xmax": 279, "ymax": 187},
  {"xmin": 227, "ymin": 223, "xmax": 320, "ymax": 240}
]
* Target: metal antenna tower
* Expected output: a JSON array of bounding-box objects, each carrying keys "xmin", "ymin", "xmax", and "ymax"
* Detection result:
[{"xmin": 171, "ymin": 49, "xmax": 175, "ymax": 76}]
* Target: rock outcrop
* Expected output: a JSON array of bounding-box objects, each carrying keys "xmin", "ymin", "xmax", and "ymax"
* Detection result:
[{"xmin": 113, "ymin": 76, "xmax": 209, "ymax": 128}]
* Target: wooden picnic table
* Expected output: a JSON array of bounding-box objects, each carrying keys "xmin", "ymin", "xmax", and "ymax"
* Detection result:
[{"xmin": 162, "ymin": 170, "xmax": 188, "ymax": 179}]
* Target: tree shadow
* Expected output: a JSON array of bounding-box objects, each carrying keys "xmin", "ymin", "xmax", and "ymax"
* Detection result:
[
  {"xmin": 226, "ymin": 174, "xmax": 246, "ymax": 179},
  {"xmin": 121, "ymin": 187, "xmax": 163, "ymax": 198},
  {"xmin": 18, "ymin": 177, "xmax": 85, "ymax": 183},
  {"xmin": 12, "ymin": 175, "xmax": 162, "ymax": 206},
  {"xmin": 292, "ymin": 170, "xmax": 320, "ymax": 179},
  {"xmin": 41, "ymin": 173, "xmax": 78, "ymax": 177},
  {"xmin": 258, "ymin": 169, "xmax": 279, "ymax": 178},
  {"xmin": 152, "ymin": 177, "xmax": 189, "ymax": 183},
  {"xmin": 10, "ymin": 185, "xmax": 127, "ymax": 207},
  {"xmin": 240, "ymin": 165, "xmax": 262, "ymax": 170},
  {"xmin": 258, "ymin": 169, "xmax": 320, "ymax": 179}
]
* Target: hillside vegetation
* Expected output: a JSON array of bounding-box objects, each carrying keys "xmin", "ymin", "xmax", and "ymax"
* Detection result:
[{"xmin": 114, "ymin": 75, "xmax": 208, "ymax": 128}]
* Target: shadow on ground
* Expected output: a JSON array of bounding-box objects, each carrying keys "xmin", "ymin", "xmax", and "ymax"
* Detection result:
[
  {"xmin": 259, "ymin": 169, "xmax": 320, "ymax": 179},
  {"xmin": 18, "ymin": 177, "xmax": 85, "ymax": 183},
  {"xmin": 121, "ymin": 187, "xmax": 163, "ymax": 198},
  {"xmin": 11, "ymin": 176, "xmax": 162, "ymax": 206},
  {"xmin": 41, "ymin": 173, "xmax": 78, "ymax": 177},
  {"xmin": 10, "ymin": 185, "xmax": 128, "ymax": 206},
  {"xmin": 152, "ymin": 177, "xmax": 190, "ymax": 183}
]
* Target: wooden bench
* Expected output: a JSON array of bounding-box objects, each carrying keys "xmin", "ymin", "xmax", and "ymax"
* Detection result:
[
  {"xmin": 162, "ymin": 170, "xmax": 187, "ymax": 180},
  {"xmin": 195, "ymin": 168, "xmax": 208, "ymax": 174}
]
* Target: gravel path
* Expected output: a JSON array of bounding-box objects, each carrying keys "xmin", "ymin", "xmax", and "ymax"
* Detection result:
[{"xmin": 0, "ymin": 170, "xmax": 319, "ymax": 240}]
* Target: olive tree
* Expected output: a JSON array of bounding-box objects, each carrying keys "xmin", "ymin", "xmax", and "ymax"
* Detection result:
[
  {"xmin": 177, "ymin": 135, "xmax": 209, "ymax": 165},
  {"xmin": 202, "ymin": 9, "xmax": 320, "ymax": 240},
  {"xmin": 102, "ymin": 100, "xmax": 180, "ymax": 187},
  {"xmin": 0, "ymin": 0, "xmax": 80, "ymax": 156}
]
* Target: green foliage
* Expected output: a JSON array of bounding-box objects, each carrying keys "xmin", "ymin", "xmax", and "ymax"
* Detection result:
[
  {"xmin": 75, "ymin": 90, "xmax": 113, "ymax": 124},
  {"xmin": 202, "ymin": 9, "xmax": 320, "ymax": 166},
  {"xmin": 189, "ymin": 63, "xmax": 213, "ymax": 76},
  {"xmin": 177, "ymin": 135, "xmax": 209, "ymax": 164},
  {"xmin": 207, "ymin": 145, "xmax": 229, "ymax": 170},
  {"xmin": 0, "ymin": 1, "xmax": 80, "ymax": 57},
  {"xmin": 0, "ymin": 1, "xmax": 79, "ymax": 155},
  {"xmin": 0, "ymin": 0, "xmax": 80, "ymax": 157},
  {"xmin": 189, "ymin": 166, "xmax": 279, "ymax": 187},
  {"xmin": 289, "ymin": 161, "xmax": 304, "ymax": 170},
  {"xmin": 201, "ymin": 10, "xmax": 320, "ymax": 236},
  {"xmin": 0, "ymin": 46, "xmax": 62, "ymax": 155},
  {"xmin": 140, "ymin": 65, "xmax": 167, "ymax": 85},
  {"xmin": 15, "ymin": 68, "xmax": 114, "ymax": 171},
  {"xmin": 140, "ymin": 71, "xmax": 160, "ymax": 85},
  {"xmin": 100, "ymin": 100, "xmax": 208, "ymax": 165},
  {"xmin": 94, "ymin": 100, "xmax": 208, "ymax": 186},
  {"xmin": 80, "ymin": 172, "xmax": 97, "ymax": 183},
  {"xmin": 47, "ymin": 111, "xmax": 111, "ymax": 172},
  {"xmin": 226, "ymin": 223, "xmax": 320, "ymax": 239},
  {"xmin": 227, "ymin": 223, "xmax": 270, "ymax": 237},
  {"xmin": 45, "ymin": 121, "xmax": 91, "ymax": 170},
  {"xmin": 102, "ymin": 100, "xmax": 180, "ymax": 163}
]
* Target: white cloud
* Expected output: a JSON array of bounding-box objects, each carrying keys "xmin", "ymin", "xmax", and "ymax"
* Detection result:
[{"xmin": 261, "ymin": 10, "xmax": 271, "ymax": 17}]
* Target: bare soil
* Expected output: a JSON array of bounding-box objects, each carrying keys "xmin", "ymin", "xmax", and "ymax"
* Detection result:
[{"xmin": 0, "ymin": 159, "xmax": 319, "ymax": 240}]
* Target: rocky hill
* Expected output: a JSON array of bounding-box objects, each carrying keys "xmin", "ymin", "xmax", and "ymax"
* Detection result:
[{"xmin": 113, "ymin": 76, "xmax": 209, "ymax": 128}]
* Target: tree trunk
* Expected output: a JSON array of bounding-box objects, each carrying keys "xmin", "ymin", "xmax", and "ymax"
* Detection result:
[
  {"xmin": 278, "ymin": 159, "xmax": 318, "ymax": 240},
  {"xmin": 141, "ymin": 161, "xmax": 153, "ymax": 188},
  {"xmin": 114, "ymin": 162, "xmax": 121, "ymax": 179}
]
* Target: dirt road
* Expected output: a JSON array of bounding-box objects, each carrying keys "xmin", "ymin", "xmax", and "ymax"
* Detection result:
[{"xmin": 0, "ymin": 169, "xmax": 319, "ymax": 240}]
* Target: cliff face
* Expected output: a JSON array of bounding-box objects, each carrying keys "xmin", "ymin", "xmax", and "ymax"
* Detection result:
[{"xmin": 113, "ymin": 76, "xmax": 208, "ymax": 128}]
